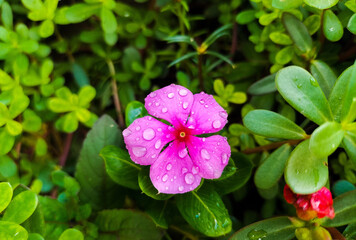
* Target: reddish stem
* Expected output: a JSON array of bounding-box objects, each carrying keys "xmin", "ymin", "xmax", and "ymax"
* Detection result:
[{"xmin": 59, "ymin": 133, "xmax": 73, "ymax": 167}]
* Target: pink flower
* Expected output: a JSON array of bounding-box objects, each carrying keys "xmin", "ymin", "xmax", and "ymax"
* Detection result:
[
  {"xmin": 123, "ymin": 84, "xmax": 231, "ymax": 194},
  {"xmin": 284, "ymin": 185, "xmax": 335, "ymax": 221}
]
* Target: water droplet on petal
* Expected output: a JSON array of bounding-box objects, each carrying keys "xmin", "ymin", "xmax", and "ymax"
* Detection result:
[
  {"xmin": 192, "ymin": 166, "xmax": 199, "ymax": 174},
  {"xmin": 136, "ymin": 126, "xmax": 141, "ymax": 131},
  {"xmin": 148, "ymin": 102, "xmax": 152, "ymax": 106},
  {"xmin": 199, "ymin": 99, "xmax": 205, "ymax": 104},
  {"xmin": 205, "ymin": 104, "xmax": 209, "ymax": 108},
  {"xmin": 132, "ymin": 147, "xmax": 147, "ymax": 157},
  {"xmin": 150, "ymin": 92, "xmax": 156, "ymax": 98},
  {"xmin": 157, "ymin": 128, "xmax": 162, "ymax": 132},
  {"xmin": 179, "ymin": 89, "xmax": 188, "ymax": 96},
  {"xmin": 178, "ymin": 186, "xmax": 184, "ymax": 191},
  {"xmin": 162, "ymin": 107, "xmax": 168, "ymax": 113},
  {"xmin": 219, "ymin": 111, "xmax": 228, "ymax": 119},
  {"xmin": 185, "ymin": 173, "xmax": 195, "ymax": 185},
  {"xmin": 168, "ymin": 92, "xmax": 175, "ymax": 98},
  {"xmin": 123, "ymin": 129, "xmax": 132, "ymax": 137},
  {"xmin": 162, "ymin": 174, "xmax": 168, "ymax": 182},
  {"xmin": 202, "ymin": 138, "xmax": 206, "ymax": 142},
  {"xmin": 182, "ymin": 168, "xmax": 188, "ymax": 174},
  {"xmin": 147, "ymin": 116, "xmax": 152, "ymax": 120},
  {"xmin": 143, "ymin": 128, "xmax": 155, "ymax": 140},
  {"xmin": 222, "ymin": 153, "xmax": 228, "ymax": 164},
  {"xmin": 166, "ymin": 163, "xmax": 172, "ymax": 171},
  {"xmin": 155, "ymin": 102, "xmax": 160, "ymax": 107},
  {"xmin": 201, "ymin": 149, "xmax": 211, "ymax": 160},
  {"xmin": 166, "ymin": 134, "xmax": 171, "ymax": 138},
  {"xmin": 213, "ymin": 120, "xmax": 222, "ymax": 129},
  {"xmin": 183, "ymin": 102, "xmax": 189, "ymax": 109},
  {"xmin": 179, "ymin": 148, "xmax": 188, "ymax": 158},
  {"xmin": 155, "ymin": 139, "xmax": 161, "ymax": 149},
  {"xmin": 152, "ymin": 154, "xmax": 156, "ymax": 158}
]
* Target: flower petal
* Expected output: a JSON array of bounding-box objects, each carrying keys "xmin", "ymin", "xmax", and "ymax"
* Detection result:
[
  {"xmin": 123, "ymin": 116, "xmax": 175, "ymax": 165},
  {"xmin": 187, "ymin": 92, "xmax": 228, "ymax": 134},
  {"xmin": 150, "ymin": 140, "xmax": 201, "ymax": 194},
  {"xmin": 145, "ymin": 84, "xmax": 194, "ymax": 127},
  {"xmin": 186, "ymin": 135, "xmax": 231, "ymax": 179}
]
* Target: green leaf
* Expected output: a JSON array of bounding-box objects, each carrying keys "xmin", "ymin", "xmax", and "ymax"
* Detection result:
[
  {"xmin": 72, "ymin": 63, "xmax": 90, "ymax": 88},
  {"xmin": 310, "ymin": 60, "xmax": 337, "ymax": 98},
  {"xmin": 6, "ymin": 120, "xmax": 23, "ymax": 136},
  {"xmin": 282, "ymin": 13, "xmax": 312, "ymax": 53},
  {"xmin": 125, "ymin": 101, "xmax": 148, "ymax": 126},
  {"xmin": 343, "ymin": 132, "xmax": 356, "ymax": 163},
  {"xmin": 230, "ymin": 217, "xmax": 295, "ymax": 240},
  {"xmin": 145, "ymin": 200, "xmax": 169, "ymax": 229},
  {"xmin": 212, "ymin": 152, "xmax": 253, "ymax": 195},
  {"xmin": 285, "ymin": 139, "xmax": 329, "ymax": 194},
  {"xmin": 229, "ymin": 92, "xmax": 247, "ymax": 104},
  {"xmin": 0, "ymin": 221, "xmax": 28, "ymax": 239},
  {"xmin": 2, "ymin": 2, "xmax": 13, "ymax": 30},
  {"xmin": 28, "ymin": 233, "xmax": 44, "ymax": 240},
  {"xmin": 276, "ymin": 66, "xmax": 333, "ymax": 125},
  {"xmin": 138, "ymin": 167, "xmax": 173, "ymax": 200},
  {"xmin": 65, "ymin": 3, "xmax": 100, "ymax": 23},
  {"xmin": 96, "ymin": 209, "xmax": 162, "ymax": 240},
  {"xmin": 9, "ymin": 94, "xmax": 30, "ymax": 118},
  {"xmin": 0, "ymin": 128, "xmax": 15, "ymax": 155},
  {"xmin": 332, "ymin": 180, "xmax": 356, "ymax": 197},
  {"xmin": 78, "ymin": 85, "xmax": 96, "ymax": 107},
  {"xmin": 248, "ymin": 74, "xmax": 276, "ymax": 95},
  {"xmin": 347, "ymin": 13, "xmax": 356, "ymax": 34},
  {"xmin": 176, "ymin": 184, "xmax": 232, "ymax": 237},
  {"xmin": 275, "ymin": 46, "xmax": 294, "ymax": 65},
  {"xmin": 0, "ymin": 155, "xmax": 17, "ymax": 178},
  {"xmin": 213, "ymin": 79, "xmax": 225, "ymax": 96},
  {"xmin": 3, "ymin": 190, "xmax": 38, "ymax": 224},
  {"xmin": 0, "ymin": 182, "xmax": 12, "ymax": 212},
  {"xmin": 236, "ymin": 10, "xmax": 256, "ymax": 24},
  {"xmin": 165, "ymin": 35, "xmax": 198, "ymax": 48},
  {"xmin": 259, "ymin": 12, "xmax": 279, "ymax": 26},
  {"xmin": 269, "ymin": 32, "xmax": 293, "ymax": 45},
  {"xmin": 329, "ymin": 62, "xmax": 356, "ymax": 122},
  {"xmin": 243, "ymin": 110, "xmax": 306, "ymax": 139},
  {"xmin": 39, "ymin": 19, "xmax": 54, "ymax": 38},
  {"xmin": 309, "ymin": 121, "xmax": 344, "ymax": 158},
  {"xmin": 304, "ymin": 15, "xmax": 321, "ymax": 35},
  {"xmin": 323, "ymin": 10, "xmax": 343, "ymax": 42},
  {"xmin": 59, "ymin": 229, "xmax": 84, "ymax": 240},
  {"xmin": 60, "ymin": 112, "xmax": 78, "ymax": 133},
  {"xmin": 101, "ymin": 8, "xmax": 117, "ymax": 34},
  {"xmin": 272, "ymin": 0, "xmax": 302, "ymax": 9},
  {"xmin": 48, "ymin": 98, "xmax": 73, "ymax": 112},
  {"xmin": 100, "ymin": 145, "xmax": 140, "ymax": 190},
  {"xmin": 23, "ymin": 109, "xmax": 42, "ymax": 132},
  {"xmin": 304, "ymin": 0, "xmax": 338, "ymax": 9},
  {"xmin": 255, "ymin": 144, "xmax": 291, "ymax": 189},
  {"xmin": 205, "ymin": 50, "xmax": 234, "ymax": 66},
  {"xmin": 168, "ymin": 52, "xmax": 198, "ymax": 67},
  {"xmin": 203, "ymin": 24, "xmax": 232, "ymax": 48},
  {"xmin": 323, "ymin": 190, "xmax": 356, "ymax": 227},
  {"xmin": 75, "ymin": 115, "xmax": 124, "ymax": 210}
]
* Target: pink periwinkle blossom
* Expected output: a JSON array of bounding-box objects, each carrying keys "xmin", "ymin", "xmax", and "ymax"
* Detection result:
[{"xmin": 123, "ymin": 84, "xmax": 231, "ymax": 194}]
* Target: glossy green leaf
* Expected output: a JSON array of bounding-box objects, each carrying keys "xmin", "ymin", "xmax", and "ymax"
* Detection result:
[
  {"xmin": 9, "ymin": 94, "xmax": 30, "ymax": 118},
  {"xmin": 243, "ymin": 110, "xmax": 306, "ymax": 139},
  {"xmin": 0, "ymin": 182, "xmax": 12, "ymax": 213},
  {"xmin": 323, "ymin": 10, "xmax": 343, "ymax": 42},
  {"xmin": 48, "ymin": 98, "xmax": 73, "ymax": 112},
  {"xmin": 0, "ymin": 221, "xmax": 28, "ymax": 240},
  {"xmin": 22, "ymin": 109, "xmax": 42, "ymax": 132},
  {"xmin": 323, "ymin": 190, "xmax": 356, "ymax": 227},
  {"xmin": 138, "ymin": 167, "xmax": 172, "ymax": 200},
  {"xmin": 259, "ymin": 12, "xmax": 279, "ymax": 26},
  {"xmin": 304, "ymin": 0, "xmax": 338, "ymax": 9},
  {"xmin": 282, "ymin": 13, "xmax": 312, "ymax": 53},
  {"xmin": 332, "ymin": 180, "xmax": 356, "ymax": 197},
  {"xmin": 255, "ymin": 144, "xmax": 291, "ymax": 189},
  {"xmin": 60, "ymin": 112, "xmax": 78, "ymax": 133},
  {"xmin": 236, "ymin": 10, "xmax": 256, "ymax": 24},
  {"xmin": 72, "ymin": 63, "xmax": 90, "ymax": 88},
  {"xmin": 101, "ymin": 8, "xmax": 117, "ymax": 34},
  {"xmin": 2, "ymin": 2, "xmax": 13, "ymax": 30},
  {"xmin": 310, "ymin": 60, "xmax": 337, "ymax": 98},
  {"xmin": 3, "ymin": 190, "xmax": 38, "ymax": 224},
  {"xmin": 343, "ymin": 132, "xmax": 356, "ymax": 163},
  {"xmin": 75, "ymin": 115, "xmax": 124, "ymax": 210},
  {"xmin": 39, "ymin": 19, "xmax": 54, "ymax": 38},
  {"xmin": 275, "ymin": 46, "xmax": 294, "ymax": 65},
  {"xmin": 165, "ymin": 35, "xmax": 198, "ymax": 48},
  {"xmin": 168, "ymin": 52, "xmax": 199, "ymax": 67},
  {"xmin": 100, "ymin": 145, "xmax": 140, "ymax": 190},
  {"xmin": 230, "ymin": 217, "xmax": 295, "ymax": 240},
  {"xmin": 347, "ymin": 13, "xmax": 356, "ymax": 34},
  {"xmin": 276, "ymin": 66, "xmax": 333, "ymax": 125},
  {"xmin": 304, "ymin": 15, "xmax": 321, "ymax": 35},
  {"xmin": 125, "ymin": 101, "xmax": 148, "ymax": 126},
  {"xmin": 96, "ymin": 209, "xmax": 162, "ymax": 240},
  {"xmin": 6, "ymin": 120, "xmax": 23, "ymax": 136},
  {"xmin": 0, "ymin": 128, "xmax": 15, "ymax": 155},
  {"xmin": 0, "ymin": 155, "xmax": 17, "ymax": 178},
  {"xmin": 329, "ymin": 62, "xmax": 356, "ymax": 122},
  {"xmin": 65, "ymin": 3, "xmax": 100, "ymax": 23},
  {"xmin": 28, "ymin": 233, "xmax": 45, "ymax": 240},
  {"xmin": 269, "ymin": 32, "xmax": 293, "ymax": 45},
  {"xmin": 59, "ymin": 229, "xmax": 84, "ymax": 240},
  {"xmin": 145, "ymin": 200, "xmax": 168, "ymax": 229},
  {"xmin": 248, "ymin": 74, "xmax": 276, "ymax": 95},
  {"xmin": 272, "ymin": 0, "xmax": 302, "ymax": 9},
  {"xmin": 285, "ymin": 140, "xmax": 329, "ymax": 194},
  {"xmin": 309, "ymin": 121, "xmax": 344, "ymax": 158},
  {"xmin": 176, "ymin": 185, "xmax": 232, "ymax": 237},
  {"xmin": 205, "ymin": 50, "xmax": 234, "ymax": 66},
  {"xmin": 203, "ymin": 24, "xmax": 232, "ymax": 47}
]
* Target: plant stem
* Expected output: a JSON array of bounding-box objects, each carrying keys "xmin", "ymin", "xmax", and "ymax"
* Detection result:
[
  {"xmin": 326, "ymin": 227, "xmax": 346, "ymax": 240},
  {"xmin": 230, "ymin": 21, "xmax": 238, "ymax": 58},
  {"xmin": 59, "ymin": 133, "xmax": 73, "ymax": 167},
  {"xmin": 169, "ymin": 225, "xmax": 198, "ymax": 240},
  {"xmin": 107, "ymin": 59, "xmax": 125, "ymax": 129},
  {"xmin": 242, "ymin": 137, "xmax": 309, "ymax": 154},
  {"xmin": 198, "ymin": 54, "xmax": 204, "ymax": 91}
]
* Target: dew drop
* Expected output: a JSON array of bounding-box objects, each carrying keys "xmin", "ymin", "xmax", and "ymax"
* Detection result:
[
  {"xmin": 148, "ymin": 102, "xmax": 152, "ymax": 106},
  {"xmin": 222, "ymin": 153, "xmax": 228, "ymax": 164},
  {"xmin": 166, "ymin": 134, "xmax": 171, "ymax": 138},
  {"xmin": 155, "ymin": 139, "xmax": 161, "ymax": 149},
  {"xmin": 202, "ymin": 138, "xmax": 206, "ymax": 142},
  {"xmin": 162, "ymin": 107, "xmax": 168, "ymax": 113},
  {"xmin": 136, "ymin": 137, "xmax": 140, "ymax": 141},
  {"xmin": 179, "ymin": 148, "xmax": 188, "ymax": 158},
  {"xmin": 179, "ymin": 89, "xmax": 188, "ymax": 96},
  {"xmin": 132, "ymin": 147, "xmax": 147, "ymax": 157},
  {"xmin": 166, "ymin": 163, "xmax": 172, "ymax": 171},
  {"xmin": 182, "ymin": 168, "xmax": 188, "ymax": 174},
  {"xmin": 162, "ymin": 174, "xmax": 168, "ymax": 182},
  {"xmin": 143, "ymin": 128, "xmax": 155, "ymax": 140},
  {"xmin": 185, "ymin": 173, "xmax": 195, "ymax": 185},
  {"xmin": 151, "ymin": 154, "xmax": 156, "ymax": 158},
  {"xmin": 310, "ymin": 78, "xmax": 319, "ymax": 87},
  {"xmin": 147, "ymin": 116, "xmax": 152, "ymax": 120},
  {"xmin": 204, "ymin": 104, "xmax": 209, "ymax": 108},
  {"xmin": 201, "ymin": 149, "xmax": 211, "ymax": 160},
  {"xmin": 178, "ymin": 186, "xmax": 184, "ymax": 191},
  {"xmin": 136, "ymin": 126, "xmax": 141, "ymax": 131},
  {"xmin": 192, "ymin": 166, "xmax": 199, "ymax": 174},
  {"xmin": 199, "ymin": 99, "xmax": 205, "ymax": 104},
  {"xmin": 123, "ymin": 129, "xmax": 132, "ymax": 137},
  {"xmin": 155, "ymin": 102, "xmax": 160, "ymax": 107},
  {"xmin": 150, "ymin": 92, "xmax": 156, "ymax": 98},
  {"xmin": 183, "ymin": 102, "xmax": 189, "ymax": 109},
  {"xmin": 219, "ymin": 111, "xmax": 228, "ymax": 119},
  {"xmin": 157, "ymin": 128, "xmax": 162, "ymax": 132},
  {"xmin": 168, "ymin": 92, "xmax": 175, "ymax": 98},
  {"xmin": 329, "ymin": 27, "xmax": 334, "ymax": 32},
  {"xmin": 212, "ymin": 120, "xmax": 222, "ymax": 129}
]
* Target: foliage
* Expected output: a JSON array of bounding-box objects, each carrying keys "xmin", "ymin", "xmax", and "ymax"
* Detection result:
[{"xmin": 0, "ymin": 0, "xmax": 355, "ymax": 239}]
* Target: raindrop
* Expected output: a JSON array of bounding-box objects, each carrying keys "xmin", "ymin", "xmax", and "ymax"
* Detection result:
[
  {"xmin": 162, "ymin": 174, "xmax": 168, "ymax": 182},
  {"xmin": 247, "ymin": 229, "xmax": 267, "ymax": 240},
  {"xmin": 195, "ymin": 213, "xmax": 201, "ymax": 218},
  {"xmin": 221, "ymin": 153, "xmax": 229, "ymax": 164},
  {"xmin": 151, "ymin": 154, "xmax": 156, "ymax": 158},
  {"xmin": 185, "ymin": 173, "xmax": 195, "ymax": 184},
  {"xmin": 162, "ymin": 107, "xmax": 168, "ymax": 113},
  {"xmin": 192, "ymin": 166, "xmax": 199, "ymax": 174},
  {"xmin": 219, "ymin": 111, "xmax": 228, "ymax": 118},
  {"xmin": 155, "ymin": 102, "xmax": 160, "ymax": 107},
  {"xmin": 202, "ymin": 138, "xmax": 206, "ymax": 142},
  {"xmin": 166, "ymin": 163, "xmax": 172, "ymax": 171},
  {"xmin": 166, "ymin": 134, "xmax": 171, "ymax": 138},
  {"xmin": 168, "ymin": 92, "xmax": 175, "ymax": 98},
  {"xmin": 297, "ymin": 83, "xmax": 302, "ymax": 88},
  {"xmin": 310, "ymin": 78, "xmax": 319, "ymax": 87},
  {"xmin": 136, "ymin": 137, "xmax": 139, "ymax": 141},
  {"xmin": 178, "ymin": 186, "xmax": 184, "ymax": 191},
  {"xmin": 132, "ymin": 147, "xmax": 147, "ymax": 157},
  {"xmin": 199, "ymin": 99, "xmax": 205, "ymax": 104},
  {"xmin": 183, "ymin": 102, "xmax": 189, "ymax": 109},
  {"xmin": 329, "ymin": 27, "xmax": 335, "ymax": 32},
  {"xmin": 179, "ymin": 148, "xmax": 188, "ymax": 158},
  {"xmin": 204, "ymin": 104, "xmax": 209, "ymax": 108},
  {"xmin": 201, "ymin": 149, "xmax": 210, "ymax": 160},
  {"xmin": 148, "ymin": 102, "xmax": 152, "ymax": 106},
  {"xmin": 150, "ymin": 92, "xmax": 156, "ymax": 98},
  {"xmin": 182, "ymin": 168, "xmax": 188, "ymax": 174},
  {"xmin": 212, "ymin": 120, "xmax": 222, "ymax": 129},
  {"xmin": 155, "ymin": 139, "xmax": 162, "ymax": 149},
  {"xmin": 147, "ymin": 116, "xmax": 152, "ymax": 120},
  {"xmin": 136, "ymin": 126, "xmax": 141, "ymax": 131},
  {"xmin": 157, "ymin": 128, "xmax": 162, "ymax": 132},
  {"xmin": 179, "ymin": 89, "xmax": 188, "ymax": 96},
  {"xmin": 143, "ymin": 128, "xmax": 155, "ymax": 140},
  {"xmin": 122, "ymin": 129, "xmax": 132, "ymax": 137}
]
